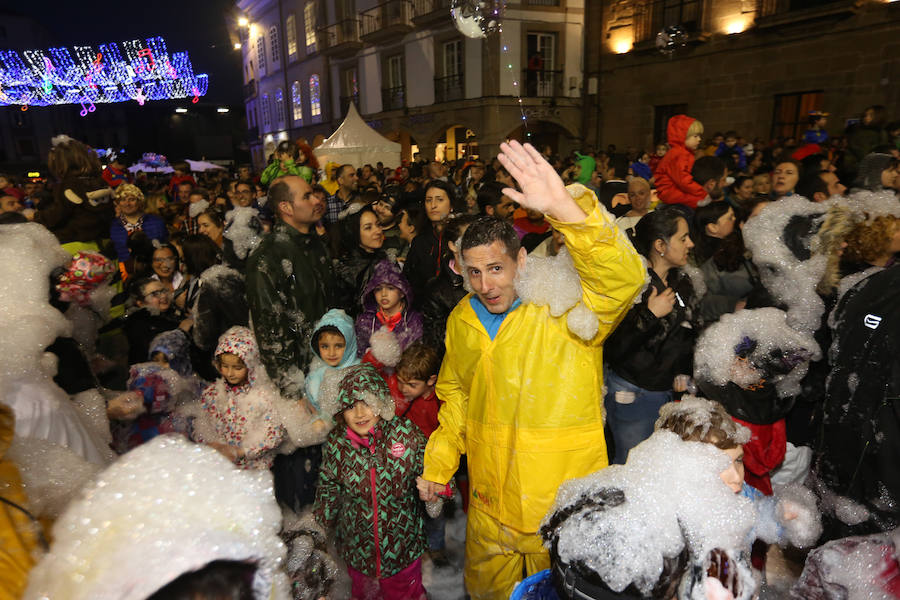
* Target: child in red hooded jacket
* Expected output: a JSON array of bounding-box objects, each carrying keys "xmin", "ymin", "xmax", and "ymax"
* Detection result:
[{"xmin": 655, "ymin": 115, "xmax": 709, "ymax": 211}]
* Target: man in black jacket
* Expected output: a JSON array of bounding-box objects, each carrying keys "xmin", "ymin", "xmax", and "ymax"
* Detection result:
[{"xmin": 246, "ymin": 175, "xmax": 334, "ymax": 511}]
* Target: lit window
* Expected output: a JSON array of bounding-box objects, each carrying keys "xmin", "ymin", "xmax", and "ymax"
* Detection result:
[
  {"xmin": 291, "ymin": 81, "xmax": 303, "ymax": 123},
  {"xmin": 256, "ymin": 35, "xmax": 266, "ymax": 75},
  {"xmin": 309, "ymin": 74, "xmax": 321, "ymax": 120},
  {"xmin": 286, "ymin": 14, "xmax": 297, "ymax": 59},
  {"xmin": 304, "ymin": 2, "xmax": 317, "ymax": 52},
  {"xmin": 275, "ymin": 88, "xmax": 285, "ymax": 125},
  {"xmin": 269, "ymin": 25, "xmax": 280, "ymax": 64},
  {"xmin": 261, "ymin": 93, "xmax": 271, "ymax": 131}
]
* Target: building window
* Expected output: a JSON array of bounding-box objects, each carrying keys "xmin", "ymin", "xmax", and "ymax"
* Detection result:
[
  {"xmin": 525, "ymin": 32, "xmax": 557, "ymax": 97},
  {"xmin": 304, "ymin": 2, "xmax": 317, "ymax": 52},
  {"xmin": 436, "ymin": 40, "xmax": 464, "ymax": 103},
  {"xmin": 443, "ymin": 40, "xmax": 463, "ymax": 77},
  {"xmin": 246, "ymin": 101, "xmax": 254, "ymax": 129},
  {"xmin": 382, "ymin": 55, "xmax": 405, "ymax": 111},
  {"xmin": 256, "ymin": 35, "xmax": 266, "ymax": 75},
  {"xmin": 275, "ymin": 88, "xmax": 285, "ymax": 125},
  {"xmin": 286, "ymin": 14, "xmax": 297, "ymax": 60},
  {"xmin": 292, "ymin": 81, "xmax": 304, "ymax": 123},
  {"xmin": 261, "ymin": 93, "xmax": 272, "ymax": 131},
  {"xmin": 634, "ymin": 0, "xmax": 702, "ymax": 43},
  {"xmin": 309, "ymin": 74, "xmax": 322, "ymax": 121},
  {"xmin": 340, "ymin": 67, "xmax": 359, "ymax": 115},
  {"xmin": 269, "ymin": 26, "xmax": 280, "ymax": 65},
  {"xmin": 771, "ymin": 90, "xmax": 824, "ymax": 142}
]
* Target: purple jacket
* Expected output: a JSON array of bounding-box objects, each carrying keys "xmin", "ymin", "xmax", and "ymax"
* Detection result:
[{"xmin": 355, "ymin": 259, "xmax": 423, "ymax": 357}]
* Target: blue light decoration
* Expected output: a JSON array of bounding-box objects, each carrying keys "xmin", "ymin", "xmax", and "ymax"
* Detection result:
[{"xmin": 0, "ymin": 36, "xmax": 208, "ymax": 113}]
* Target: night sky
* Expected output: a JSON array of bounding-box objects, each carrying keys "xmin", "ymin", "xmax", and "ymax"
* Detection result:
[{"xmin": 2, "ymin": 0, "xmax": 244, "ymax": 106}]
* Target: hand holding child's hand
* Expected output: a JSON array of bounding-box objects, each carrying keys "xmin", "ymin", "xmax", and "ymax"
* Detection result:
[{"xmin": 416, "ymin": 476, "xmax": 445, "ymax": 502}]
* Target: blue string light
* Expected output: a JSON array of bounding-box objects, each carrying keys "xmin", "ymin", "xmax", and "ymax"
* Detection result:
[{"xmin": 0, "ymin": 36, "xmax": 208, "ymax": 110}]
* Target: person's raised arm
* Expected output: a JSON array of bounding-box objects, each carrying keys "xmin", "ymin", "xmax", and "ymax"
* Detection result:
[{"xmin": 497, "ymin": 141, "xmax": 586, "ymax": 223}]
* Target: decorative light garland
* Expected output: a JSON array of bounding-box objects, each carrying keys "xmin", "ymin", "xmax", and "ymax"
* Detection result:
[{"xmin": 0, "ymin": 36, "xmax": 208, "ymax": 113}]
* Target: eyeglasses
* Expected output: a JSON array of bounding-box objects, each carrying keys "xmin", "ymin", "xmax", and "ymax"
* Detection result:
[
  {"xmin": 143, "ymin": 288, "xmax": 171, "ymax": 299},
  {"xmin": 152, "ymin": 257, "xmax": 176, "ymax": 265}
]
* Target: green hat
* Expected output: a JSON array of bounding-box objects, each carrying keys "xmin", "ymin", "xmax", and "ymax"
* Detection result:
[{"xmin": 574, "ymin": 152, "xmax": 596, "ymax": 185}]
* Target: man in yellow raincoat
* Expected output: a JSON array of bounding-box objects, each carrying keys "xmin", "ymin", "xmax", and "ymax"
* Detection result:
[{"xmin": 418, "ymin": 141, "xmax": 646, "ymax": 599}]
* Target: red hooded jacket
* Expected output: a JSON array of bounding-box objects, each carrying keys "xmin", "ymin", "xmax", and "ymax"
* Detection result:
[{"xmin": 654, "ymin": 115, "xmax": 708, "ymax": 209}]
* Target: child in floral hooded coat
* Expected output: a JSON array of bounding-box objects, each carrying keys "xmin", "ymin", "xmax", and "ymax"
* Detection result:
[
  {"xmin": 196, "ymin": 326, "xmax": 286, "ymax": 470},
  {"xmin": 314, "ymin": 363, "xmax": 432, "ymax": 600}
]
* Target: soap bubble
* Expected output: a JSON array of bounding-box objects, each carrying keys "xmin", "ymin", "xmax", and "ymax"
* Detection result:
[{"xmin": 450, "ymin": 0, "xmax": 505, "ymax": 39}]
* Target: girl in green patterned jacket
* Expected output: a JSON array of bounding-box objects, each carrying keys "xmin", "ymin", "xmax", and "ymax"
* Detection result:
[{"xmin": 314, "ymin": 363, "xmax": 441, "ymax": 599}]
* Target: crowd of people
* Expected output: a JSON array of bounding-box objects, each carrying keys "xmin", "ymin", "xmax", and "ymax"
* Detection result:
[{"xmin": 2, "ymin": 103, "xmax": 900, "ymax": 600}]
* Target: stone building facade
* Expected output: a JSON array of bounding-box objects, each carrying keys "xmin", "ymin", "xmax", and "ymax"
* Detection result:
[
  {"xmin": 595, "ymin": 0, "xmax": 900, "ymax": 150},
  {"xmin": 235, "ymin": 0, "xmax": 589, "ymax": 169}
]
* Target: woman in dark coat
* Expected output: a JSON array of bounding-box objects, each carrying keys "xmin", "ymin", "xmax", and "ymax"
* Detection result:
[
  {"xmin": 603, "ymin": 207, "xmax": 704, "ymax": 464},
  {"xmin": 402, "ymin": 180, "xmax": 462, "ymax": 307}
]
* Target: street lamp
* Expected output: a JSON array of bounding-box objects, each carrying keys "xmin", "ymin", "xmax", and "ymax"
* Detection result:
[
  {"xmin": 238, "ymin": 16, "xmax": 249, "ymax": 27},
  {"xmin": 234, "ymin": 42, "xmax": 242, "ymax": 50}
]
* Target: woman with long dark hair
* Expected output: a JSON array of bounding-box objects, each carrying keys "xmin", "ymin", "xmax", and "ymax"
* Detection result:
[
  {"xmin": 603, "ymin": 207, "xmax": 703, "ymax": 464},
  {"xmin": 402, "ymin": 180, "xmax": 462, "ymax": 305},
  {"xmin": 333, "ymin": 205, "xmax": 388, "ymax": 316}
]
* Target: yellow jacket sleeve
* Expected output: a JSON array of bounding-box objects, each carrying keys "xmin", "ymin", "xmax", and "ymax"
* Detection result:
[
  {"xmin": 0, "ymin": 404, "xmax": 41, "ymax": 600},
  {"xmin": 423, "ymin": 331, "xmax": 469, "ymax": 485},
  {"xmin": 546, "ymin": 184, "xmax": 647, "ymax": 337}
]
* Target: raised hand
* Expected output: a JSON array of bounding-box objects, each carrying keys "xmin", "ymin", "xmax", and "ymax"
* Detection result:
[{"xmin": 497, "ymin": 141, "xmax": 586, "ymax": 222}]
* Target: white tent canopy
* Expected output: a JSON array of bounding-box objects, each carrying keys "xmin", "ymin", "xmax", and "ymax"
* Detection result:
[{"xmin": 315, "ymin": 103, "xmax": 401, "ymax": 169}]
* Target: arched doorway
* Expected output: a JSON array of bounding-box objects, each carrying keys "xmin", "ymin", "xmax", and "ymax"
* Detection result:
[{"xmin": 505, "ymin": 120, "xmax": 577, "ymax": 156}]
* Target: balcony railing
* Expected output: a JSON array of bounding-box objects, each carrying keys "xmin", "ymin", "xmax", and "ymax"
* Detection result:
[
  {"xmin": 318, "ymin": 19, "xmax": 362, "ymax": 56},
  {"xmin": 522, "ymin": 69, "xmax": 563, "ymax": 97},
  {"xmin": 434, "ymin": 74, "xmax": 464, "ymax": 103},
  {"xmin": 361, "ymin": 0, "xmax": 413, "ymax": 39},
  {"xmin": 411, "ymin": 0, "xmax": 451, "ymax": 22},
  {"xmin": 633, "ymin": 0, "xmax": 702, "ymax": 43},
  {"xmin": 340, "ymin": 93, "xmax": 360, "ymax": 116},
  {"xmin": 243, "ymin": 79, "xmax": 257, "ymax": 99},
  {"xmin": 524, "ymin": 0, "xmax": 560, "ymax": 5},
  {"xmin": 381, "ymin": 86, "xmax": 405, "ymax": 111}
]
